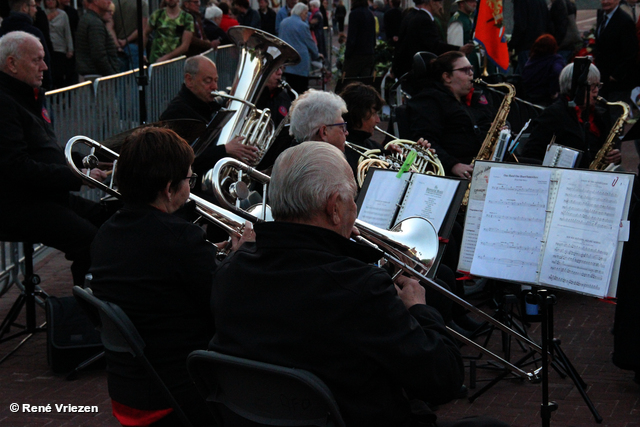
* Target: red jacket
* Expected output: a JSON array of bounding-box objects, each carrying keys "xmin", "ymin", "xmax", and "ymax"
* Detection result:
[{"xmin": 220, "ymin": 14, "xmax": 239, "ymax": 32}]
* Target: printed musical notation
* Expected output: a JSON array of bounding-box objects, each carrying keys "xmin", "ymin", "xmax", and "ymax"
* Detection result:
[
  {"xmin": 459, "ymin": 160, "xmax": 633, "ymax": 298},
  {"xmin": 538, "ymin": 171, "xmax": 629, "ymax": 296},
  {"xmin": 471, "ymin": 168, "xmax": 551, "ymax": 282}
]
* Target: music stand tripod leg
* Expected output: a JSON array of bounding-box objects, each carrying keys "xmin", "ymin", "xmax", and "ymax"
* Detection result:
[
  {"xmin": 0, "ymin": 243, "xmax": 46, "ymax": 366},
  {"xmin": 536, "ymin": 289, "xmax": 602, "ymax": 426}
]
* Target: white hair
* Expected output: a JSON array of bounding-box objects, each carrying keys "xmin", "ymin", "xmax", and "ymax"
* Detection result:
[
  {"xmin": 0, "ymin": 31, "xmax": 41, "ymax": 69},
  {"xmin": 289, "ymin": 89, "xmax": 347, "ymax": 141},
  {"xmin": 205, "ymin": 5, "xmax": 222, "ymax": 20},
  {"xmin": 291, "ymin": 2, "xmax": 308, "ymax": 17},
  {"xmin": 269, "ymin": 141, "xmax": 356, "ymax": 222},
  {"xmin": 558, "ymin": 62, "xmax": 601, "ymax": 96},
  {"xmin": 309, "ymin": 0, "xmax": 320, "ymax": 8}
]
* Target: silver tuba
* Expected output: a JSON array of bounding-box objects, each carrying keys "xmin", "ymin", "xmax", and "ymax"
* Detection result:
[{"xmin": 214, "ymin": 26, "xmax": 301, "ymax": 165}]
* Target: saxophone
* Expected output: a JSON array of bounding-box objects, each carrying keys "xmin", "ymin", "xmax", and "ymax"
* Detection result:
[
  {"xmin": 589, "ymin": 97, "xmax": 630, "ymax": 171},
  {"xmin": 461, "ymin": 80, "xmax": 516, "ymax": 206}
]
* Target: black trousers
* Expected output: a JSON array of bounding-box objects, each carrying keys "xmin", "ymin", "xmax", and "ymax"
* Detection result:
[{"xmin": 0, "ymin": 194, "xmax": 108, "ymax": 287}]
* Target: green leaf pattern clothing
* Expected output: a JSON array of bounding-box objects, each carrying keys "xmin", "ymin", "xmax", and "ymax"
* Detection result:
[{"xmin": 148, "ymin": 8, "xmax": 194, "ymax": 63}]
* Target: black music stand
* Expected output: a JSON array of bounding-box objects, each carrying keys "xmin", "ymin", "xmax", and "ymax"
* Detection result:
[
  {"xmin": 529, "ymin": 288, "xmax": 602, "ymax": 426},
  {"xmin": 467, "ymin": 282, "xmax": 540, "ymax": 401},
  {"xmin": 0, "ymin": 242, "xmax": 47, "ymax": 365}
]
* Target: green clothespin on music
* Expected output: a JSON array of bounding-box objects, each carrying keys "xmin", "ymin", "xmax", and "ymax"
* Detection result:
[{"xmin": 396, "ymin": 150, "xmax": 417, "ymax": 178}]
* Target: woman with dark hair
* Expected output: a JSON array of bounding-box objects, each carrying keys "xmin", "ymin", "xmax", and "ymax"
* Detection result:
[
  {"xmin": 339, "ymin": 81, "xmax": 395, "ymax": 177},
  {"xmin": 406, "ymin": 51, "xmax": 494, "ymax": 178},
  {"xmin": 90, "ymin": 128, "xmax": 249, "ymax": 427},
  {"xmin": 521, "ymin": 34, "xmax": 566, "ymax": 106}
]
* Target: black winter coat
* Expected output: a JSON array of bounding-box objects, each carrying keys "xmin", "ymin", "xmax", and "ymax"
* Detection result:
[
  {"xmin": 210, "ymin": 221, "xmax": 464, "ymax": 427},
  {"xmin": 0, "ymin": 72, "xmax": 80, "ymax": 203}
]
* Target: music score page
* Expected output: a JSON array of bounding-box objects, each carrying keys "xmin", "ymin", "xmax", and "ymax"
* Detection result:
[
  {"xmin": 357, "ymin": 171, "xmax": 409, "ymax": 229},
  {"xmin": 539, "ymin": 171, "xmax": 629, "ymax": 297},
  {"xmin": 470, "ymin": 168, "xmax": 551, "ymax": 282}
]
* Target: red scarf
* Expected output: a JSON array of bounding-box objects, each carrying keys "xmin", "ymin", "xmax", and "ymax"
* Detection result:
[{"xmin": 574, "ymin": 105, "xmax": 601, "ymax": 137}]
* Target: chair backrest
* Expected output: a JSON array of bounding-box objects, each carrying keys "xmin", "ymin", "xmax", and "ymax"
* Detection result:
[
  {"xmin": 187, "ymin": 349, "xmax": 346, "ymax": 427},
  {"xmin": 71, "ymin": 286, "xmax": 194, "ymax": 427}
]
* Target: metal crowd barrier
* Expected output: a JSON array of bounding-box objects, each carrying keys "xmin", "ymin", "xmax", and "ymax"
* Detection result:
[{"xmin": 0, "ymin": 47, "xmax": 240, "ymax": 289}]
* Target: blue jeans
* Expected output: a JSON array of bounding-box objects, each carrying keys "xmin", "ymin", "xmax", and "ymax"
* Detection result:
[{"xmin": 120, "ymin": 43, "xmax": 140, "ymax": 71}]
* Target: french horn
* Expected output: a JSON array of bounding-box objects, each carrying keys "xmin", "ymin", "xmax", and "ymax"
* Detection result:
[{"xmin": 348, "ymin": 126, "xmax": 445, "ymax": 187}]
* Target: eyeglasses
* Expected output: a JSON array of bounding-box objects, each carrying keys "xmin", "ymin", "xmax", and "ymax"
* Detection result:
[
  {"xmin": 185, "ymin": 173, "xmax": 198, "ymax": 189},
  {"xmin": 590, "ymin": 82, "xmax": 603, "ymax": 91},
  {"xmin": 451, "ymin": 66, "xmax": 474, "ymax": 75},
  {"xmin": 326, "ymin": 122, "xmax": 348, "ymax": 133}
]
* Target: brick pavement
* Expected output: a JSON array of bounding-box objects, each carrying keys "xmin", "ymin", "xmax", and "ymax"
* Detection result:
[{"xmin": 0, "ymin": 249, "xmax": 638, "ymax": 427}]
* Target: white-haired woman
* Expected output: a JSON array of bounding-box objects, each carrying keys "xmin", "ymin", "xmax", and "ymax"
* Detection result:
[
  {"xmin": 203, "ymin": 5, "xmax": 231, "ymax": 45},
  {"xmin": 521, "ymin": 62, "xmax": 620, "ymax": 169},
  {"xmin": 278, "ymin": 2, "xmax": 322, "ymax": 94}
]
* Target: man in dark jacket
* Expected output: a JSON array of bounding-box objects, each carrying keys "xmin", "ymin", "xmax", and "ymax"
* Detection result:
[
  {"xmin": 0, "ymin": 31, "xmax": 107, "ymax": 287},
  {"xmin": 75, "ymin": 0, "xmax": 119, "ymax": 77},
  {"xmin": 392, "ymin": 0, "xmax": 472, "ymax": 78},
  {"xmin": 594, "ymin": 0, "xmax": 639, "ymax": 100},
  {"xmin": 210, "ymin": 141, "xmax": 509, "ymax": 427},
  {"xmin": 343, "ymin": 0, "xmax": 376, "ymax": 77},
  {"xmin": 233, "ymin": 0, "xmax": 261, "ymax": 29},
  {"xmin": 0, "ymin": 0, "xmax": 52, "ymax": 88},
  {"xmin": 509, "ymin": 0, "xmax": 548, "ymax": 74},
  {"xmin": 160, "ymin": 56, "xmax": 257, "ymax": 172}
]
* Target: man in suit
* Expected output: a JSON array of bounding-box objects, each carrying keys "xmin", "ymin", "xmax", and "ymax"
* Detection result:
[
  {"xmin": 594, "ymin": 0, "xmax": 638, "ymax": 101},
  {"xmin": 392, "ymin": 0, "xmax": 472, "ymax": 78}
]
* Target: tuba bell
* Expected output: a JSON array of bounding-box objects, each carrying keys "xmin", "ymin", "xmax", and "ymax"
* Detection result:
[{"xmin": 214, "ymin": 26, "xmax": 301, "ymax": 165}]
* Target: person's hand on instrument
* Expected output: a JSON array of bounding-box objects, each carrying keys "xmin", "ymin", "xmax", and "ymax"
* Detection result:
[
  {"xmin": 225, "ymin": 136, "xmax": 259, "ymax": 164},
  {"xmin": 452, "ymin": 163, "xmax": 473, "ymax": 179},
  {"xmin": 395, "ymin": 275, "xmax": 425, "ymax": 309}
]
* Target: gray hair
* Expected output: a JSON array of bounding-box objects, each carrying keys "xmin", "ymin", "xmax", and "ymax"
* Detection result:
[
  {"xmin": 269, "ymin": 141, "xmax": 356, "ymax": 222},
  {"xmin": 205, "ymin": 5, "xmax": 222, "ymax": 20},
  {"xmin": 309, "ymin": 0, "xmax": 320, "ymax": 8},
  {"xmin": 291, "ymin": 2, "xmax": 308, "ymax": 17},
  {"xmin": 0, "ymin": 31, "xmax": 40, "ymax": 68},
  {"xmin": 183, "ymin": 55, "xmax": 215, "ymax": 77},
  {"xmin": 558, "ymin": 62, "xmax": 601, "ymax": 96},
  {"xmin": 373, "ymin": 0, "xmax": 383, "ymax": 8},
  {"xmin": 289, "ymin": 89, "xmax": 348, "ymax": 141}
]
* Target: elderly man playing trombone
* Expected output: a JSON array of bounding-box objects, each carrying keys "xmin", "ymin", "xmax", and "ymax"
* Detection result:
[
  {"xmin": 210, "ymin": 141, "xmax": 509, "ymax": 427},
  {"xmin": 0, "ymin": 31, "xmax": 107, "ymax": 288}
]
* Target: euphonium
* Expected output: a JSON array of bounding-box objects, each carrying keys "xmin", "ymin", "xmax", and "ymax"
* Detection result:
[
  {"xmin": 461, "ymin": 80, "xmax": 516, "ymax": 206},
  {"xmin": 348, "ymin": 127, "xmax": 445, "ymax": 187},
  {"xmin": 214, "ymin": 26, "xmax": 301, "ymax": 166},
  {"xmin": 589, "ymin": 97, "xmax": 630, "ymax": 171}
]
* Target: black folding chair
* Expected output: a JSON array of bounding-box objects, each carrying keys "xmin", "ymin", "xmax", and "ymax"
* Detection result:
[
  {"xmin": 187, "ymin": 349, "xmax": 346, "ymax": 427},
  {"xmin": 72, "ymin": 286, "xmax": 193, "ymax": 427}
]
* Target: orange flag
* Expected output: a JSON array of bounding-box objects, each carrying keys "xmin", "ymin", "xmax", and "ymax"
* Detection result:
[{"xmin": 473, "ymin": 0, "xmax": 509, "ymax": 72}]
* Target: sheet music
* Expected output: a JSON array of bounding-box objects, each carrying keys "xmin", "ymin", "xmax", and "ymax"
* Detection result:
[
  {"xmin": 396, "ymin": 174, "xmax": 460, "ymax": 232},
  {"xmin": 357, "ymin": 170, "xmax": 409, "ymax": 229},
  {"xmin": 539, "ymin": 171, "xmax": 629, "ymax": 297},
  {"xmin": 470, "ymin": 168, "xmax": 551, "ymax": 282},
  {"xmin": 542, "ymin": 144, "xmax": 581, "ymax": 168},
  {"xmin": 457, "ymin": 198, "xmax": 484, "ymax": 273}
]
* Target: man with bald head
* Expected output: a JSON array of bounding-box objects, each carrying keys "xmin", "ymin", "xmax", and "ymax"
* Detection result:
[
  {"xmin": 0, "ymin": 31, "xmax": 107, "ymax": 287},
  {"xmin": 160, "ymin": 55, "xmax": 258, "ymax": 182}
]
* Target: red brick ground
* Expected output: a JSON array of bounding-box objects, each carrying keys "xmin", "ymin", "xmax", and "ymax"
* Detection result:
[{"xmin": 0, "ymin": 249, "xmax": 638, "ymax": 427}]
